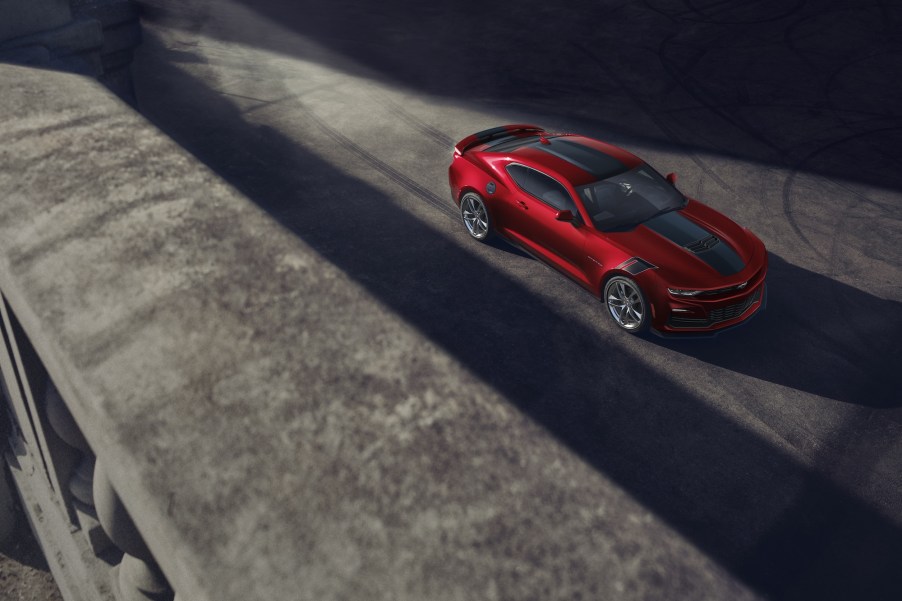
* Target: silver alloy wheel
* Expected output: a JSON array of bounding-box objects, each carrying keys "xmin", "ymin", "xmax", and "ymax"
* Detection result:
[
  {"xmin": 461, "ymin": 193, "xmax": 490, "ymax": 240},
  {"xmin": 606, "ymin": 277, "xmax": 645, "ymax": 330}
]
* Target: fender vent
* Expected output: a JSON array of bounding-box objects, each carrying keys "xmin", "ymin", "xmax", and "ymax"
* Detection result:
[
  {"xmin": 685, "ymin": 235, "xmax": 720, "ymax": 253},
  {"xmin": 616, "ymin": 257, "xmax": 657, "ymax": 275}
]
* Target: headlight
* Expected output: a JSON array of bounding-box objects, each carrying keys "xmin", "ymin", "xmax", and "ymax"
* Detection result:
[{"xmin": 668, "ymin": 288, "xmax": 703, "ymax": 297}]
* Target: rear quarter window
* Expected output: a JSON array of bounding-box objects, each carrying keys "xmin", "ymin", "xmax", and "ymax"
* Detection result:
[{"xmin": 506, "ymin": 164, "xmax": 575, "ymax": 211}]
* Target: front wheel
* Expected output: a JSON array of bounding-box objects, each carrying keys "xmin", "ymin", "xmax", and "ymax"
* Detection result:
[
  {"xmin": 460, "ymin": 192, "xmax": 493, "ymax": 241},
  {"xmin": 604, "ymin": 276, "xmax": 648, "ymax": 333}
]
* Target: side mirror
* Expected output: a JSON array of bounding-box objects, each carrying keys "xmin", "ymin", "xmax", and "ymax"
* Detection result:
[
  {"xmin": 555, "ymin": 209, "xmax": 575, "ymax": 222},
  {"xmin": 666, "ymin": 172, "xmax": 678, "ymax": 185}
]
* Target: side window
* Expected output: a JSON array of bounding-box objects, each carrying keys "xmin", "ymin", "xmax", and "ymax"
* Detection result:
[{"xmin": 506, "ymin": 164, "xmax": 575, "ymax": 211}]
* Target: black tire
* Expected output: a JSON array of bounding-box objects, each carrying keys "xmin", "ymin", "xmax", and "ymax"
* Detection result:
[
  {"xmin": 460, "ymin": 192, "xmax": 493, "ymax": 241},
  {"xmin": 603, "ymin": 276, "xmax": 649, "ymax": 333}
]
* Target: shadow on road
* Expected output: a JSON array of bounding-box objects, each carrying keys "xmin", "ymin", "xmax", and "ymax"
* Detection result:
[
  {"xmin": 652, "ymin": 253, "xmax": 902, "ymax": 408},
  {"xmin": 139, "ymin": 0, "xmax": 902, "ymax": 195},
  {"xmin": 131, "ymin": 27, "xmax": 902, "ymax": 599}
]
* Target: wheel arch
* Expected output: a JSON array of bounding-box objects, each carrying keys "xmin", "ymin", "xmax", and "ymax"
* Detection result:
[
  {"xmin": 599, "ymin": 268, "xmax": 635, "ymax": 298},
  {"xmin": 457, "ymin": 185, "xmax": 482, "ymax": 204},
  {"xmin": 458, "ymin": 188, "xmax": 499, "ymax": 225}
]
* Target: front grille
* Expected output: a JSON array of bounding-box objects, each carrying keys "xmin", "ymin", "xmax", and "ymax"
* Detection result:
[
  {"xmin": 669, "ymin": 287, "xmax": 762, "ymax": 329},
  {"xmin": 668, "ymin": 316, "xmax": 710, "ymax": 328},
  {"xmin": 685, "ymin": 235, "xmax": 720, "ymax": 253}
]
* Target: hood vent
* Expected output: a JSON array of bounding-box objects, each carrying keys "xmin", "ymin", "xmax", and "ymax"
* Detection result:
[{"xmin": 685, "ymin": 235, "xmax": 720, "ymax": 253}]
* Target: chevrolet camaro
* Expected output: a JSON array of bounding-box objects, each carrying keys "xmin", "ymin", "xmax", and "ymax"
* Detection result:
[{"xmin": 448, "ymin": 124, "xmax": 768, "ymax": 334}]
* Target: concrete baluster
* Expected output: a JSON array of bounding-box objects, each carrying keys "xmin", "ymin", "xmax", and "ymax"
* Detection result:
[
  {"xmin": 94, "ymin": 459, "xmax": 173, "ymax": 601},
  {"xmin": 117, "ymin": 552, "xmax": 173, "ymax": 601},
  {"xmin": 45, "ymin": 383, "xmax": 112, "ymax": 553}
]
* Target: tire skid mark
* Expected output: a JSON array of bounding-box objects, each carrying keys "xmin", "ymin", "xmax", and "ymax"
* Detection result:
[
  {"xmin": 824, "ymin": 49, "xmax": 902, "ymax": 120},
  {"xmin": 655, "ymin": 28, "xmax": 875, "ymax": 261},
  {"xmin": 298, "ymin": 105, "xmax": 456, "ymax": 220},
  {"xmin": 781, "ymin": 125, "xmax": 902, "ymax": 262},
  {"xmin": 646, "ymin": 0, "xmax": 807, "ymax": 25},
  {"xmin": 779, "ymin": 174, "xmax": 831, "ymax": 263},
  {"xmin": 823, "ymin": 181, "xmax": 902, "ymax": 370},
  {"xmin": 660, "ymin": 101, "xmax": 898, "ymax": 122},
  {"xmin": 658, "ymin": 45, "xmax": 709, "ymax": 97},
  {"xmin": 825, "ymin": 198, "xmax": 869, "ymax": 351},
  {"xmin": 572, "ymin": 41, "xmax": 735, "ymax": 196},
  {"xmin": 373, "ymin": 93, "xmax": 454, "ymax": 148},
  {"xmin": 656, "ymin": 34, "xmax": 785, "ymax": 157},
  {"xmin": 781, "ymin": 6, "xmax": 867, "ymax": 74},
  {"xmin": 202, "ymin": 35, "xmax": 457, "ymax": 222},
  {"xmin": 878, "ymin": 0, "xmax": 900, "ymax": 34}
]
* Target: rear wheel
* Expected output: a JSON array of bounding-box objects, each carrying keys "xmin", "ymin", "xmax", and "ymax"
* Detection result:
[
  {"xmin": 604, "ymin": 276, "xmax": 648, "ymax": 332},
  {"xmin": 460, "ymin": 192, "xmax": 493, "ymax": 241}
]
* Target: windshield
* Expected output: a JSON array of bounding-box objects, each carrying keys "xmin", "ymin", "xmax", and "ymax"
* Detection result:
[{"xmin": 577, "ymin": 165, "xmax": 686, "ymax": 231}]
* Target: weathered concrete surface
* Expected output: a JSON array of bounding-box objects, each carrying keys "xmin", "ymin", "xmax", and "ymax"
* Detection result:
[
  {"xmin": 0, "ymin": 64, "xmax": 761, "ymax": 601},
  {"xmin": 129, "ymin": 0, "xmax": 902, "ymax": 598}
]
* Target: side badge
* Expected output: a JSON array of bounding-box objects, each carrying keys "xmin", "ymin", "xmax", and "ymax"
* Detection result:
[{"xmin": 486, "ymin": 181, "xmax": 496, "ymax": 195}]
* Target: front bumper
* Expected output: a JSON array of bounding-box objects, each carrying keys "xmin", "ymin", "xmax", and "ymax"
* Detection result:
[{"xmin": 653, "ymin": 279, "xmax": 767, "ymax": 335}]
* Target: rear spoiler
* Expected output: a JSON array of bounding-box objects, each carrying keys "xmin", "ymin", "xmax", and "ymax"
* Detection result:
[{"xmin": 453, "ymin": 124, "xmax": 545, "ymax": 155}]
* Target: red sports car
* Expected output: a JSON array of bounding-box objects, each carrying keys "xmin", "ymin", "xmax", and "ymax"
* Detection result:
[{"xmin": 448, "ymin": 124, "xmax": 768, "ymax": 334}]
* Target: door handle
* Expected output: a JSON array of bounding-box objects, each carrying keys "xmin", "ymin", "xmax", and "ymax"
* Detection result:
[{"xmin": 516, "ymin": 200, "xmax": 528, "ymax": 210}]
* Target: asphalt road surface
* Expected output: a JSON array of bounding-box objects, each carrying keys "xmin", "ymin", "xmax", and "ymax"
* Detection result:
[{"xmin": 130, "ymin": 0, "xmax": 902, "ymax": 598}]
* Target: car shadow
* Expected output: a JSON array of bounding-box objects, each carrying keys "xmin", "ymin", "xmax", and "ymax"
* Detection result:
[
  {"xmin": 648, "ymin": 253, "xmax": 902, "ymax": 408},
  {"xmin": 130, "ymin": 30, "xmax": 902, "ymax": 599}
]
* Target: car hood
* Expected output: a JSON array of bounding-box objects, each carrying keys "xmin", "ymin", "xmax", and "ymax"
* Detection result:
[{"xmin": 606, "ymin": 200, "xmax": 760, "ymax": 285}]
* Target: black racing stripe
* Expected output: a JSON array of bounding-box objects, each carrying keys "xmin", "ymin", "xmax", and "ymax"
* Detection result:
[
  {"xmin": 485, "ymin": 135, "xmax": 541, "ymax": 152},
  {"xmin": 696, "ymin": 246, "xmax": 746, "ymax": 276},
  {"xmin": 644, "ymin": 211, "xmax": 746, "ymax": 276},
  {"xmin": 644, "ymin": 210, "xmax": 709, "ymax": 245},
  {"xmin": 534, "ymin": 139, "xmax": 627, "ymax": 179}
]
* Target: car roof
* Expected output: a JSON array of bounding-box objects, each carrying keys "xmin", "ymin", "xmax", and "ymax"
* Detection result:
[{"xmin": 476, "ymin": 133, "xmax": 643, "ymax": 187}]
